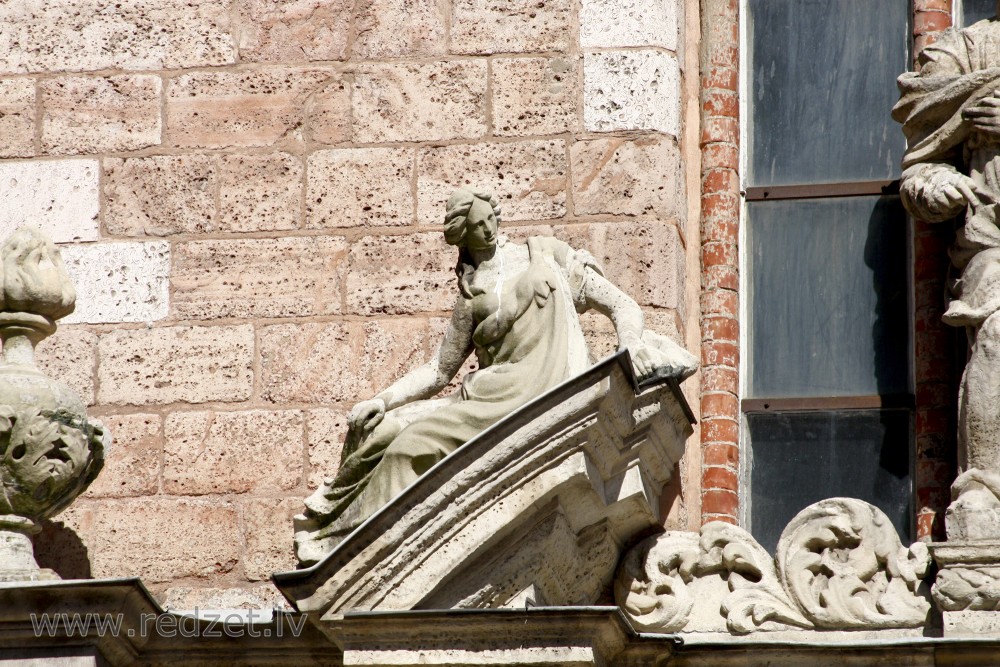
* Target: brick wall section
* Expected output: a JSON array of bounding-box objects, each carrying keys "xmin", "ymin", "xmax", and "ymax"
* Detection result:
[
  {"xmin": 698, "ymin": 0, "xmax": 741, "ymax": 525},
  {"xmin": 912, "ymin": 0, "xmax": 957, "ymax": 542},
  {"xmin": 1, "ymin": 0, "xmax": 693, "ymax": 606}
]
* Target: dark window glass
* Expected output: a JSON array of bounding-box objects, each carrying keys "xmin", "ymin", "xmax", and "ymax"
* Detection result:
[
  {"xmin": 748, "ymin": 409, "xmax": 912, "ymax": 553},
  {"xmin": 962, "ymin": 0, "xmax": 996, "ymax": 26},
  {"xmin": 747, "ymin": 195, "xmax": 910, "ymax": 398},
  {"xmin": 748, "ymin": 0, "xmax": 909, "ymax": 186}
]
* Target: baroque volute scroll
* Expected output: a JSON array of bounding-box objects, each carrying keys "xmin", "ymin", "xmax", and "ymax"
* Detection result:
[
  {"xmin": 293, "ymin": 186, "xmax": 698, "ymax": 567},
  {"xmin": 616, "ymin": 498, "xmax": 932, "ymax": 635},
  {"xmin": 0, "ymin": 228, "xmax": 105, "ymax": 581}
]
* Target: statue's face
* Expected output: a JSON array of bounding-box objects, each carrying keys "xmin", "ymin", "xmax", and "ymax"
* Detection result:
[{"xmin": 464, "ymin": 198, "xmax": 498, "ymax": 251}]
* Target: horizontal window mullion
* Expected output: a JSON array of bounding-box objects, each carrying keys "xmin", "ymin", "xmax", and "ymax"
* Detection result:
[
  {"xmin": 744, "ymin": 180, "xmax": 899, "ymax": 202},
  {"xmin": 741, "ymin": 394, "xmax": 914, "ymax": 413}
]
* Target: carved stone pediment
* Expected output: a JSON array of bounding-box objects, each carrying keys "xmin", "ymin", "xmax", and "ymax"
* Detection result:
[{"xmin": 274, "ymin": 350, "xmax": 694, "ymax": 627}]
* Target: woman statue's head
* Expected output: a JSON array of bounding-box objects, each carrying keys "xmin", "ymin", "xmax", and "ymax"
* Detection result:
[{"xmin": 444, "ymin": 187, "xmax": 502, "ymax": 250}]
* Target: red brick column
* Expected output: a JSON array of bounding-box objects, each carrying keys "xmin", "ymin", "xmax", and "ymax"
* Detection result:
[
  {"xmin": 699, "ymin": 0, "xmax": 741, "ymax": 525},
  {"xmin": 912, "ymin": 0, "xmax": 957, "ymax": 541}
]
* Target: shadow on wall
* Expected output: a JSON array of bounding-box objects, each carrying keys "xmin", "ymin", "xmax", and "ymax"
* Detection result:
[{"xmin": 34, "ymin": 520, "xmax": 91, "ymax": 579}]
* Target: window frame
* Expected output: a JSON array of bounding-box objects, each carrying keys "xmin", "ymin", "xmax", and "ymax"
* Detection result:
[{"xmin": 737, "ymin": 0, "xmax": 917, "ymax": 538}]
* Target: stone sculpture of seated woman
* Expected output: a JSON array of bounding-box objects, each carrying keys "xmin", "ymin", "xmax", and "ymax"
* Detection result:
[{"xmin": 293, "ymin": 187, "xmax": 698, "ymax": 566}]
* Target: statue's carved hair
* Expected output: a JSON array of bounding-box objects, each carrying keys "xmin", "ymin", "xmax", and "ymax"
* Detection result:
[
  {"xmin": 443, "ymin": 187, "xmax": 502, "ymax": 246},
  {"xmin": 443, "ymin": 187, "xmax": 502, "ymax": 298}
]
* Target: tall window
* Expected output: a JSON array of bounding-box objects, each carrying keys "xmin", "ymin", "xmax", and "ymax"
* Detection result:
[{"xmin": 744, "ymin": 0, "xmax": 913, "ymax": 552}]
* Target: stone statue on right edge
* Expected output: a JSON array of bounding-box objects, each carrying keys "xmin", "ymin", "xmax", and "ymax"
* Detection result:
[{"xmin": 893, "ymin": 10, "xmax": 1000, "ymax": 539}]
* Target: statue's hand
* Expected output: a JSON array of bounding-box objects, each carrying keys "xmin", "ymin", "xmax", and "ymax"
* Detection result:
[
  {"xmin": 917, "ymin": 169, "xmax": 982, "ymax": 217},
  {"xmin": 621, "ymin": 331, "xmax": 699, "ymax": 382},
  {"xmin": 348, "ymin": 398, "xmax": 386, "ymax": 434},
  {"xmin": 627, "ymin": 343, "xmax": 658, "ymax": 380},
  {"xmin": 965, "ymin": 90, "xmax": 1000, "ymax": 138}
]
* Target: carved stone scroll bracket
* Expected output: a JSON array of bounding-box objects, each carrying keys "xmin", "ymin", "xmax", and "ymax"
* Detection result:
[{"xmin": 616, "ymin": 498, "xmax": 933, "ymax": 636}]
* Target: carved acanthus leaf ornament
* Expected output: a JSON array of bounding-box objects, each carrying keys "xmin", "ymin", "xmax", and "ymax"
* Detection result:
[{"xmin": 616, "ymin": 498, "xmax": 932, "ymax": 634}]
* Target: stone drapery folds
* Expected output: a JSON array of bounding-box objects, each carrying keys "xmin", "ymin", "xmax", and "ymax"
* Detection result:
[{"xmin": 293, "ymin": 187, "xmax": 698, "ymax": 567}]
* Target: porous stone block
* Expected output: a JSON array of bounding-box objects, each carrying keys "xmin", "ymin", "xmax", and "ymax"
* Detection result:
[
  {"xmin": 234, "ymin": 0, "xmax": 352, "ymax": 63},
  {"xmin": 354, "ymin": 0, "xmax": 447, "ymax": 58},
  {"xmin": 40, "ymin": 75, "xmax": 161, "ymax": 154},
  {"xmin": 602, "ymin": 220, "xmax": 684, "ymax": 310},
  {"xmin": 98, "ymin": 325, "xmax": 254, "ymax": 405},
  {"xmin": 307, "ymin": 408, "xmax": 349, "ymax": 489},
  {"xmin": 161, "ymin": 584, "xmax": 291, "ymax": 611},
  {"xmin": 219, "ymin": 153, "xmax": 303, "ymax": 232},
  {"xmin": 306, "ymin": 75, "xmax": 352, "ymax": 144},
  {"xmin": 166, "ymin": 69, "xmax": 330, "ymax": 148},
  {"xmin": 571, "ymin": 137, "xmax": 682, "ymax": 218},
  {"xmin": 163, "ymin": 410, "xmax": 304, "ymax": 495},
  {"xmin": 0, "ymin": 0, "xmax": 235, "ymax": 74},
  {"xmin": 35, "ymin": 327, "xmax": 98, "ymax": 406},
  {"xmin": 550, "ymin": 220, "xmax": 684, "ymax": 312},
  {"xmin": 60, "ymin": 241, "xmax": 170, "ymax": 324},
  {"xmin": 451, "ymin": 0, "xmax": 572, "ymax": 54},
  {"xmin": 35, "ymin": 506, "xmax": 96, "ymax": 580},
  {"xmin": 578, "ymin": 308, "xmax": 681, "ymax": 363},
  {"xmin": 344, "ymin": 233, "xmax": 456, "ymax": 314},
  {"xmin": 584, "ymin": 50, "xmax": 680, "ymax": 135},
  {"xmin": 580, "ymin": 0, "xmax": 679, "ymax": 50},
  {"xmin": 260, "ymin": 319, "xmax": 426, "ymax": 404},
  {"xmin": 943, "ymin": 610, "xmax": 1000, "ymax": 636},
  {"xmin": 243, "ymin": 497, "xmax": 301, "ymax": 580},
  {"xmin": 0, "ymin": 79, "xmax": 35, "ymax": 157},
  {"xmin": 352, "ymin": 61, "xmax": 487, "ymax": 143},
  {"xmin": 90, "ymin": 498, "xmax": 240, "ymax": 583},
  {"xmin": 103, "ymin": 155, "xmax": 217, "ymax": 237},
  {"xmin": 417, "ymin": 140, "xmax": 567, "ymax": 225},
  {"xmin": 83, "ymin": 413, "xmax": 162, "ymax": 498},
  {"xmin": 492, "ymin": 57, "xmax": 579, "ymax": 137},
  {"xmin": 306, "ymin": 148, "xmax": 415, "ymax": 229},
  {"xmin": 0, "ymin": 159, "xmax": 99, "ymax": 242},
  {"xmin": 171, "ymin": 236, "xmax": 346, "ymax": 319}
]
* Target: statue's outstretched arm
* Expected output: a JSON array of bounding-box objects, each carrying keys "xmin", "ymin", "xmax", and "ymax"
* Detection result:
[
  {"xmin": 581, "ymin": 269, "xmax": 644, "ymax": 346},
  {"xmin": 580, "ymin": 266, "xmax": 698, "ymax": 381},
  {"xmin": 348, "ymin": 295, "xmax": 474, "ymax": 433}
]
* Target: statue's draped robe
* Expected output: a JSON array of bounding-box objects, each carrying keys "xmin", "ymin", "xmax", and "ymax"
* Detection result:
[
  {"xmin": 893, "ymin": 18, "xmax": 1000, "ymax": 472},
  {"xmin": 893, "ymin": 20, "xmax": 1000, "ymax": 325},
  {"xmin": 297, "ymin": 237, "xmax": 597, "ymax": 562}
]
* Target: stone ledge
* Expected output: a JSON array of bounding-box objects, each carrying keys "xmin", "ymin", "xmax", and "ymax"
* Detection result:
[{"xmin": 0, "ymin": 578, "xmax": 332, "ymax": 667}]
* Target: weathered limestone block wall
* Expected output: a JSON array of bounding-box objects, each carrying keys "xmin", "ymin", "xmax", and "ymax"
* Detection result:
[{"xmin": 1, "ymin": 0, "xmax": 692, "ymax": 606}]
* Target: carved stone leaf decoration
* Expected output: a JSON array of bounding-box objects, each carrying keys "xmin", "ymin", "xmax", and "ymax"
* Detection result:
[
  {"xmin": 616, "ymin": 498, "xmax": 933, "ymax": 635},
  {"xmin": 0, "ymin": 407, "xmax": 104, "ymax": 520},
  {"xmin": 776, "ymin": 498, "xmax": 932, "ymax": 629},
  {"xmin": 614, "ymin": 531, "xmax": 699, "ymax": 632},
  {"xmin": 697, "ymin": 522, "xmax": 810, "ymax": 634}
]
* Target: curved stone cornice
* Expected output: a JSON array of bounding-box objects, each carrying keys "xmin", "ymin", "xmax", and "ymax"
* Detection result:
[{"xmin": 274, "ymin": 350, "xmax": 694, "ymax": 625}]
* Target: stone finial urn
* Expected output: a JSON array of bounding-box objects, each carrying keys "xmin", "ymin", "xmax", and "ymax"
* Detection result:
[{"xmin": 0, "ymin": 228, "xmax": 104, "ymax": 581}]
